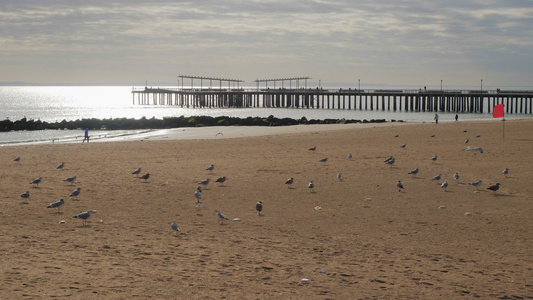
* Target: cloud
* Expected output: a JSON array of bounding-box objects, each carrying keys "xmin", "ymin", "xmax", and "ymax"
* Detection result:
[{"xmin": 0, "ymin": 0, "xmax": 532, "ymax": 85}]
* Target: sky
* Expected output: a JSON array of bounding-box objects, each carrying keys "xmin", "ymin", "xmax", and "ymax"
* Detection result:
[{"xmin": 1, "ymin": 0, "xmax": 533, "ymax": 87}]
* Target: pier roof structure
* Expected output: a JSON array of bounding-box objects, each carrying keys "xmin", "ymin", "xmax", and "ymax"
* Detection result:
[
  {"xmin": 178, "ymin": 75, "xmax": 245, "ymax": 89},
  {"xmin": 254, "ymin": 77, "xmax": 311, "ymax": 89}
]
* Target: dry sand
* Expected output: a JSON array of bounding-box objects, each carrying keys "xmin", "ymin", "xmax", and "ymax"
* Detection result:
[{"xmin": 1, "ymin": 119, "xmax": 532, "ymax": 299}]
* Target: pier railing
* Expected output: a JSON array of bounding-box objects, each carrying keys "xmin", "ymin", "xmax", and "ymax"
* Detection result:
[{"xmin": 131, "ymin": 87, "xmax": 533, "ymax": 114}]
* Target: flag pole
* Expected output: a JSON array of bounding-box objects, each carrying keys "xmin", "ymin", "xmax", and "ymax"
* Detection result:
[{"xmin": 503, "ymin": 117, "xmax": 505, "ymax": 139}]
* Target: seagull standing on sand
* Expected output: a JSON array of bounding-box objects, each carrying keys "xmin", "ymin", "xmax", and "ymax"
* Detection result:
[
  {"xmin": 432, "ymin": 173, "xmax": 442, "ymax": 181},
  {"xmin": 469, "ymin": 180, "xmax": 482, "ymax": 190},
  {"xmin": 47, "ymin": 199, "xmax": 65, "ymax": 213},
  {"xmin": 465, "ymin": 138, "xmax": 469, "ymax": 144},
  {"xmin": 194, "ymin": 187, "xmax": 202, "ymax": 203},
  {"xmin": 431, "ymin": 155, "xmax": 438, "ymax": 162},
  {"xmin": 285, "ymin": 177, "xmax": 294, "ymax": 188},
  {"xmin": 384, "ymin": 156, "xmax": 395, "ymax": 167},
  {"xmin": 30, "ymin": 177, "xmax": 42, "ymax": 186},
  {"xmin": 195, "ymin": 202, "xmax": 202, "ymax": 213},
  {"xmin": 408, "ymin": 168, "xmax": 419, "ymax": 178},
  {"xmin": 74, "ymin": 210, "xmax": 96, "ymax": 226},
  {"xmin": 401, "ymin": 144, "xmax": 406, "ymax": 148},
  {"xmin": 337, "ymin": 173, "xmax": 342, "ymax": 181},
  {"xmin": 319, "ymin": 157, "xmax": 328, "ymax": 162},
  {"xmin": 132, "ymin": 168, "xmax": 141, "ymax": 175},
  {"xmin": 216, "ymin": 210, "xmax": 229, "ymax": 224},
  {"xmin": 64, "ymin": 176, "xmax": 77, "ymax": 184},
  {"xmin": 198, "ymin": 178, "xmax": 210, "ymax": 188},
  {"xmin": 171, "ymin": 221, "xmax": 180, "ymax": 232},
  {"xmin": 56, "ymin": 162, "xmax": 64, "ymax": 169},
  {"xmin": 348, "ymin": 153, "xmax": 352, "ymax": 159},
  {"xmin": 20, "ymin": 191, "xmax": 30, "ymax": 199},
  {"xmin": 256, "ymin": 201, "xmax": 263, "ymax": 216},
  {"xmin": 70, "ymin": 187, "xmax": 81, "ymax": 197},
  {"xmin": 441, "ymin": 180, "xmax": 449, "ymax": 191},
  {"xmin": 308, "ymin": 181, "xmax": 315, "ymax": 192},
  {"xmin": 309, "ymin": 146, "xmax": 316, "ymax": 151},
  {"xmin": 487, "ymin": 183, "xmax": 501, "ymax": 194},
  {"xmin": 14, "ymin": 156, "xmax": 21, "ymax": 162},
  {"xmin": 206, "ymin": 164, "xmax": 215, "ymax": 171},
  {"xmin": 502, "ymin": 168, "xmax": 509, "ymax": 178},
  {"xmin": 453, "ymin": 173, "xmax": 459, "ymax": 182},
  {"xmin": 215, "ymin": 176, "xmax": 226, "ymax": 186},
  {"xmin": 397, "ymin": 180, "xmax": 404, "ymax": 192},
  {"xmin": 140, "ymin": 173, "xmax": 150, "ymax": 181}
]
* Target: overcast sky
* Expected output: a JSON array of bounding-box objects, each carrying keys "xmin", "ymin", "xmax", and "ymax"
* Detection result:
[{"xmin": 1, "ymin": 0, "xmax": 532, "ymax": 87}]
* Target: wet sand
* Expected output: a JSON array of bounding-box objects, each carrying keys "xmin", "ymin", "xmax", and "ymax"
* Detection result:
[{"xmin": 1, "ymin": 119, "xmax": 532, "ymax": 299}]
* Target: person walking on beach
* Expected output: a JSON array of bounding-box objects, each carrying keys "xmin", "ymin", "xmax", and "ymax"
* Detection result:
[
  {"xmin": 83, "ymin": 128, "xmax": 89, "ymax": 143},
  {"xmin": 455, "ymin": 114, "xmax": 459, "ymax": 121},
  {"xmin": 434, "ymin": 113, "xmax": 439, "ymax": 124}
]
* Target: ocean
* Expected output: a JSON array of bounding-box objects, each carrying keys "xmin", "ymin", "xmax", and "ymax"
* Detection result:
[{"xmin": 1, "ymin": 85, "xmax": 531, "ymax": 146}]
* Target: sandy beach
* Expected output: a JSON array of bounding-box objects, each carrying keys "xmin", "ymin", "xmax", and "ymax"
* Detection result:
[{"xmin": 1, "ymin": 119, "xmax": 532, "ymax": 299}]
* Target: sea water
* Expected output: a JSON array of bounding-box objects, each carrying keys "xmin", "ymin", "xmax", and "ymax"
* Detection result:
[{"xmin": 0, "ymin": 85, "xmax": 530, "ymax": 145}]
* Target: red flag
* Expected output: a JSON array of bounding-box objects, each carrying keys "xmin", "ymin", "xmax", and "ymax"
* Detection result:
[{"xmin": 492, "ymin": 104, "xmax": 504, "ymax": 118}]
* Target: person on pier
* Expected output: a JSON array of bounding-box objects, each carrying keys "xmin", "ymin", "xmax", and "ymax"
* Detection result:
[{"xmin": 434, "ymin": 113, "xmax": 439, "ymax": 124}]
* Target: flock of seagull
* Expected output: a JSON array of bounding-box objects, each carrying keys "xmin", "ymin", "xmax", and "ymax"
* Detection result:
[
  {"xmin": 13, "ymin": 159, "xmax": 97, "ymax": 226},
  {"xmin": 13, "ymin": 127, "xmax": 508, "ymax": 232}
]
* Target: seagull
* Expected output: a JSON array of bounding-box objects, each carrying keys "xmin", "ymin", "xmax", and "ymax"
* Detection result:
[
  {"xmin": 256, "ymin": 201, "xmax": 263, "ymax": 216},
  {"xmin": 194, "ymin": 187, "xmax": 202, "ymax": 203},
  {"xmin": 432, "ymin": 173, "xmax": 442, "ymax": 181},
  {"xmin": 206, "ymin": 164, "xmax": 215, "ymax": 171},
  {"xmin": 309, "ymin": 146, "xmax": 316, "ymax": 151},
  {"xmin": 56, "ymin": 162, "xmax": 64, "ymax": 169},
  {"xmin": 431, "ymin": 155, "xmax": 438, "ymax": 162},
  {"xmin": 502, "ymin": 168, "xmax": 509, "ymax": 178},
  {"xmin": 348, "ymin": 153, "xmax": 352, "ymax": 159},
  {"xmin": 20, "ymin": 191, "xmax": 30, "ymax": 198},
  {"xmin": 408, "ymin": 168, "xmax": 419, "ymax": 177},
  {"xmin": 465, "ymin": 146, "xmax": 483, "ymax": 154},
  {"xmin": 215, "ymin": 176, "xmax": 226, "ymax": 185},
  {"xmin": 430, "ymin": 134, "xmax": 435, "ymax": 138},
  {"xmin": 469, "ymin": 180, "xmax": 482, "ymax": 190},
  {"xmin": 476, "ymin": 135, "xmax": 481, "ymax": 138},
  {"xmin": 216, "ymin": 210, "xmax": 229, "ymax": 223},
  {"xmin": 140, "ymin": 173, "xmax": 150, "ymax": 181},
  {"xmin": 487, "ymin": 183, "xmax": 501, "ymax": 194},
  {"xmin": 384, "ymin": 156, "xmax": 395, "ymax": 166},
  {"xmin": 198, "ymin": 178, "xmax": 210, "ymax": 188},
  {"xmin": 465, "ymin": 138, "xmax": 469, "ymax": 144},
  {"xmin": 63, "ymin": 176, "xmax": 77, "ymax": 184},
  {"xmin": 195, "ymin": 202, "xmax": 202, "ymax": 213},
  {"xmin": 397, "ymin": 180, "xmax": 404, "ymax": 192},
  {"xmin": 319, "ymin": 157, "xmax": 328, "ymax": 162},
  {"xmin": 132, "ymin": 168, "xmax": 141, "ymax": 175},
  {"xmin": 441, "ymin": 180, "xmax": 449, "ymax": 191},
  {"xmin": 30, "ymin": 177, "xmax": 42, "ymax": 186},
  {"xmin": 308, "ymin": 181, "xmax": 315, "ymax": 192},
  {"xmin": 285, "ymin": 177, "xmax": 294, "ymax": 188},
  {"xmin": 74, "ymin": 210, "xmax": 96, "ymax": 226},
  {"xmin": 47, "ymin": 199, "xmax": 65, "ymax": 213},
  {"xmin": 337, "ymin": 172, "xmax": 342, "ymax": 181},
  {"xmin": 394, "ymin": 135, "xmax": 399, "ymax": 138},
  {"xmin": 453, "ymin": 172, "xmax": 459, "ymax": 182},
  {"xmin": 171, "ymin": 221, "xmax": 180, "ymax": 232},
  {"xmin": 14, "ymin": 156, "xmax": 21, "ymax": 162},
  {"xmin": 69, "ymin": 187, "xmax": 81, "ymax": 197},
  {"xmin": 400, "ymin": 144, "xmax": 406, "ymax": 148}
]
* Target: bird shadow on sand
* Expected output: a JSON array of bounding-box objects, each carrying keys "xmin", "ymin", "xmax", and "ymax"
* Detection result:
[{"xmin": 20, "ymin": 201, "xmax": 29, "ymax": 205}]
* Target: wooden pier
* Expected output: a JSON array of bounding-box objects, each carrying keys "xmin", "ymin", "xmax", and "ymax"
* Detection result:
[
  {"xmin": 132, "ymin": 76, "xmax": 533, "ymax": 114},
  {"xmin": 132, "ymin": 87, "xmax": 533, "ymax": 114}
]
